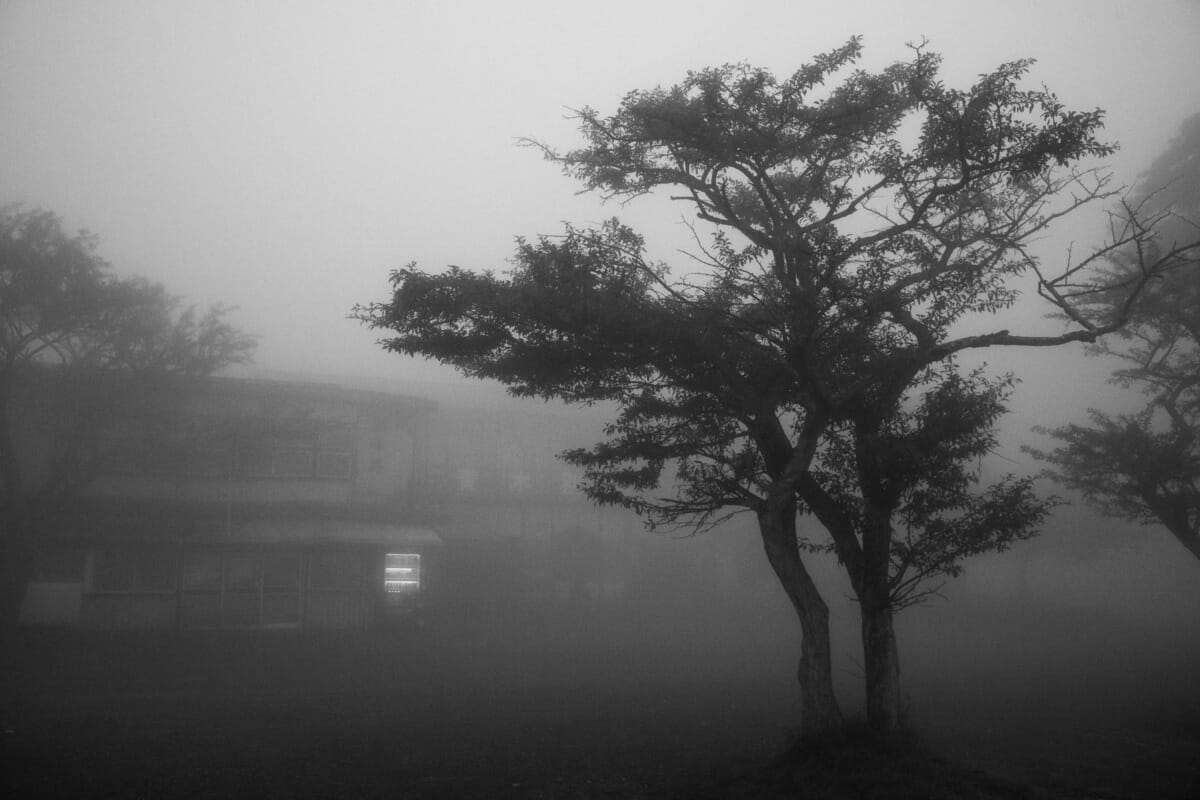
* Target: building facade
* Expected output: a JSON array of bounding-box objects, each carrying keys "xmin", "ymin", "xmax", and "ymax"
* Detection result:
[{"xmin": 18, "ymin": 376, "xmax": 440, "ymax": 630}]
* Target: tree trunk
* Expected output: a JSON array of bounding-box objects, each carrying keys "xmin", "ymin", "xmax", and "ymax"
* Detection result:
[
  {"xmin": 859, "ymin": 508, "xmax": 904, "ymax": 735},
  {"xmin": 0, "ymin": 504, "xmax": 34, "ymax": 633},
  {"xmin": 1150, "ymin": 497, "xmax": 1200, "ymax": 562},
  {"xmin": 757, "ymin": 501, "xmax": 843, "ymax": 738},
  {"xmin": 0, "ymin": 390, "xmax": 34, "ymax": 633},
  {"xmin": 1169, "ymin": 525, "xmax": 1200, "ymax": 561},
  {"xmin": 860, "ymin": 584, "xmax": 902, "ymax": 734}
]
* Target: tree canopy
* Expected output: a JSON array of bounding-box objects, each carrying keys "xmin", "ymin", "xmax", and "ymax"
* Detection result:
[
  {"xmin": 361, "ymin": 38, "xmax": 1195, "ymax": 735},
  {"xmin": 1, "ymin": 206, "xmax": 256, "ymax": 382},
  {"xmin": 1032, "ymin": 113, "xmax": 1200, "ymax": 561},
  {"xmin": 1, "ymin": 206, "xmax": 257, "ymax": 626}
]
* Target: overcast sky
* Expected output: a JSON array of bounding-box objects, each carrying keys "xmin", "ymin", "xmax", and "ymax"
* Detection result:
[{"xmin": 3, "ymin": 1, "xmax": 1199, "ymax": 407}]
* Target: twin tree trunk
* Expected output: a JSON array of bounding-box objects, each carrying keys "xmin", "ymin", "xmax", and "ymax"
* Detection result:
[
  {"xmin": 757, "ymin": 489, "xmax": 905, "ymax": 738},
  {"xmin": 757, "ymin": 500, "xmax": 843, "ymax": 738}
]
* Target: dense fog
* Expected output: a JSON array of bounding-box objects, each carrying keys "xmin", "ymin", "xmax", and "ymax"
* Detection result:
[{"xmin": 3, "ymin": 2, "xmax": 1200, "ymax": 798}]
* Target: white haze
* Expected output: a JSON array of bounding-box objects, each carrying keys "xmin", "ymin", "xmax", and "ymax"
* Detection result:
[
  {"xmin": 1, "ymin": 0, "xmax": 1198, "ymax": 460},
  {"xmin": 5, "ymin": 6, "xmax": 1200, "ymax": 787}
]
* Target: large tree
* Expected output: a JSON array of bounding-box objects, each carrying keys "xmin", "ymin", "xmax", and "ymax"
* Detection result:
[
  {"xmin": 0, "ymin": 206, "xmax": 257, "ymax": 627},
  {"xmin": 360, "ymin": 40, "xmax": 1195, "ymax": 736},
  {"xmin": 1032, "ymin": 112, "xmax": 1200, "ymax": 562}
]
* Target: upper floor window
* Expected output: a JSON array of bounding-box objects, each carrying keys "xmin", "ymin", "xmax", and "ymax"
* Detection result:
[
  {"xmin": 96, "ymin": 416, "xmax": 356, "ymax": 481},
  {"xmin": 91, "ymin": 550, "xmax": 177, "ymax": 594},
  {"xmin": 239, "ymin": 421, "xmax": 353, "ymax": 480}
]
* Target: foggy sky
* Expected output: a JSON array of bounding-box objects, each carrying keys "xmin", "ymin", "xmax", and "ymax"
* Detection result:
[{"xmin": 2, "ymin": 0, "xmax": 1199, "ymax": 444}]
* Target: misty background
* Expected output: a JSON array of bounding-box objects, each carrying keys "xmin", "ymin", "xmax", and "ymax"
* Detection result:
[
  {"xmin": 4, "ymin": 0, "xmax": 1200, "ymax": 689},
  {"xmin": 4, "ymin": 2, "xmax": 1200, "ymax": 794},
  {"xmin": 2, "ymin": 1, "xmax": 1198, "ymax": 390}
]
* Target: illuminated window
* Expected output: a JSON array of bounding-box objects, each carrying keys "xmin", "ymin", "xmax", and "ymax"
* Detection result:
[{"xmin": 384, "ymin": 553, "xmax": 421, "ymax": 600}]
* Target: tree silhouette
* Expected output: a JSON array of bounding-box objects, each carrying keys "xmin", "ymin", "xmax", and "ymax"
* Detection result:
[
  {"xmin": 0, "ymin": 206, "xmax": 257, "ymax": 627},
  {"xmin": 360, "ymin": 40, "xmax": 1196, "ymax": 735},
  {"xmin": 1032, "ymin": 112, "xmax": 1200, "ymax": 563}
]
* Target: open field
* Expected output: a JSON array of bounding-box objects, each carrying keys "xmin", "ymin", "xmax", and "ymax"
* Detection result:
[{"xmin": 2, "ymin": 603, "xmax": 1198, "ymax": 799}]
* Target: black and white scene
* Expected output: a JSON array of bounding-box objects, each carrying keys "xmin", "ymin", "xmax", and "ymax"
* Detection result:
[{"xmin": 2, "ymin": 2, "xmax": 1200, "ymax": 797}]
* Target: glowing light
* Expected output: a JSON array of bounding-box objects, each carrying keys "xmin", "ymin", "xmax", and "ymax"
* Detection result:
[{"xmin": 384, "ymin": 553, "xmax": 420, "ymax": 596}]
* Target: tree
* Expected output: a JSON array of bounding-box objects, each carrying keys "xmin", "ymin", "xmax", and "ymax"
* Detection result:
[
  {"xmin": 359, "ymin": 40, "xmax": 1196, "ymax": 736},
  {"xmin": 1032, "ymin": 112, "xmax": 1200, "ymax": 562},
  {"xmin": 0, "ymin": 206, "xmax": 257, "ymax": 627}
]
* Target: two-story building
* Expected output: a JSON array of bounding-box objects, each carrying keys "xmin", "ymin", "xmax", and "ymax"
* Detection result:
[
  {"xmin": 18, "ymin": 375, "xmax": 441, "ymax": 630},
  {"xmin": 16, "ymin": 371, "xmax": 683, "ymax": 631}
]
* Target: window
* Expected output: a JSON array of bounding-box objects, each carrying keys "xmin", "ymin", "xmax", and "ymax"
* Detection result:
[
  {"xmin": 140, "ymin": 423, "xmax": 234, "ymax": 477},
  {"xmin": 261, "ymin": 554, "xmax": 301, "ymax": 590},
  {"xmin": 239, "ymin": 441, "xmax": 275, "ymax": 477},
  {"xmin": 224, "ymin": 555, "xmax": 258, "ymax": 591},
  {"xmin": 272, "ymin": 448, "xmax": 315, "ymax": 477},
  {"xmin": 317, "ymin": 423, "xmax": 354, "ymax": 478},
  {"xmin": 384, "ymin": 553, "xmax": 421, "ymax": 601},
  {"xmin": 319, "ymin": 424, "xmax": 354, "ymax": 451},
  {"xmin": 92, "ymin": 551, "xmax": 177, "ymax": 593},
  {"xmin": 182, "ymin": 553, "xmax": 222, "ymax": 591},
  {"xmin": 235, "ymin": 422, "xmax": 353, "ymax": 480},
  {"xmin": 179, "ymin": 551, "xmax": 300, "ymax": 628},
  {"xmin": 309, "ymin": 551, "xmax": 369, "ymax": 590},
  {"xmin": 260, "ymin": 554, "xmax": 302, "ymax": 625}
]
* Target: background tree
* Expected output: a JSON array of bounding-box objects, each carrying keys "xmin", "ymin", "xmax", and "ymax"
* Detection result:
[
  {"xmin": 1032, "ymin": 112, "xmax": 1200, "ymax": 562},
  {"xmin": 0, "ymin": 205, "xmax": 257, "ymax": 627},
  {"xmin": 360, "ymin": 40, "xmax": 1195, "ymax": 736}
]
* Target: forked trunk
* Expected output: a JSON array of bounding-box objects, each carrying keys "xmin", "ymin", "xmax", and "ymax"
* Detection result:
[{"xmin": 757, "ymin": 502, "xmax": 843, "ymax": 738}]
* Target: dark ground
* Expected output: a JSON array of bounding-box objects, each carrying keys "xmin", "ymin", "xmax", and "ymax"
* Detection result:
[{"xmin": 2, "ymin": 603, "xmax": 1198, "ymax": 799}]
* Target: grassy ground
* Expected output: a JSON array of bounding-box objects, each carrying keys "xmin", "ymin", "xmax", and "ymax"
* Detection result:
[{"xmin": 1, "ymin": 608, "xmax": 1197, "ymax": 799}]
